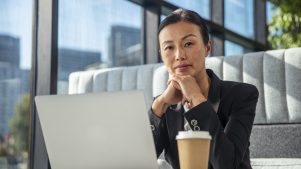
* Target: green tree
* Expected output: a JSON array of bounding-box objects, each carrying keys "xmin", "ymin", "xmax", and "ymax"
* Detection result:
[
  {"xmin": 268, "ymin": 0, "xmax": 301, "ymax": 49},
  {"xmin": 9, "ymin": 94, "xmax": 30, "ymax": 154}
]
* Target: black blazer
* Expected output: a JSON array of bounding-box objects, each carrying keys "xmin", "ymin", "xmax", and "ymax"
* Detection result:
[{"xmin": 149, "ymin": 69, "xmax": 259, "ymax": 169}]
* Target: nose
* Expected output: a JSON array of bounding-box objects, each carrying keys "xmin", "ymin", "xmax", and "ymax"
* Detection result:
[{"xmin": 175, "ymin": 47, "xmax": 186, "ymax": 61}]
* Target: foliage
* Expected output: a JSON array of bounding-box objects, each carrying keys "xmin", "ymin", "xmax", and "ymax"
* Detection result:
[
  {"xmin": 267, "ymin": 0, "xmax": 301, "ymax": 49},
  {"xmin": 9, "ymin": 94, "xmax": 30, "ymax": 154},
  {"xmin": 0, "ymin": 146, "xmax": 8, "ymax": 157}
]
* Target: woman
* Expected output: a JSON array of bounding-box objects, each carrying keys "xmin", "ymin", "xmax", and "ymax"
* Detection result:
[{"xmin": 149, "ymin": 9, "xmax": 259, "ymax": 169}]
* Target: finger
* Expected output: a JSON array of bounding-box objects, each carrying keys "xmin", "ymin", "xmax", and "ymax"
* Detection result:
[
  {"xmin": 167, "ymin": 79, "xmax": 172, "ymax": 85},
  {"xmin": 167, "ymin": 74, "xmax": 176, "ymax": 85},
  {"xmin": 171, "ymin": 75, "xmax": 181, "ymax": 82},
  {"xmin": 171, "ymin": 80, "xmax": 181, "ymax": 90},
  {"xmin": 170, "ymin": 76, "xmax": 182, "ymax": 88},
  {"xmin": 167, "ymin": 79, "xmax": 177, "ymax": 87},
  {"xmin": 181, "ymin": 95, "xmax": 188, "ymax": 104}
]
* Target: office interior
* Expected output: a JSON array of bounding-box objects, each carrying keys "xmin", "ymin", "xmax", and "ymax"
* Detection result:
[{"xmin": 0, "ymin": 0, "xmax": 300, "ymax": 169}]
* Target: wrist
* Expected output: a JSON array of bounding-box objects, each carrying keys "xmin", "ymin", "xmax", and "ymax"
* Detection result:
[
  {"xmin": 190, "ymin": 94, "xmax": 206, "ymax": 108},
  {"xmin": 151, "ymin": 95, "xmax": 169, "ymax": 117}
]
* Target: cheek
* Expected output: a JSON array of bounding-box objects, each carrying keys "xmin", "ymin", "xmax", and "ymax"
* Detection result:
[
  {"xmin": 189, "ymin": 47, "xmax": 206, "ymax": 68},
  {"xmin": 161, "ymin": 52, "xmax": 173, "ymax": 63},
  {"xmin": 162, "ymin": 57, "xmax": 175, "ymax": 73},
  {"xmin": 188, "ymin": 47, "xmax": 203, "ymax": 59}
]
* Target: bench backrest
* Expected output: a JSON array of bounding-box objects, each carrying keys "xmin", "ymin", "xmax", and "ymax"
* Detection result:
[{"xmin": 69, "ymin": 47, "xmax": 301, "ymax": 158}]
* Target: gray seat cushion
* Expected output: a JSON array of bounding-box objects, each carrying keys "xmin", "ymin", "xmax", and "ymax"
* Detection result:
[{"xmin": 251, "ymin": 158, "xmax": 301, "ymax": 169}]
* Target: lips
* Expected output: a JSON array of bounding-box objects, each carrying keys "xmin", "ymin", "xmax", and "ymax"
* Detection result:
[{"xmin": 174, "ymin": 64, "xmax": 192, "ymax": 69}]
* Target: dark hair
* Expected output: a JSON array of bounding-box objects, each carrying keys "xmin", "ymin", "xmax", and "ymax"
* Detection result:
[{"xmin": 158, "ymin": 8, "xmax": 209, "ymax": 45}]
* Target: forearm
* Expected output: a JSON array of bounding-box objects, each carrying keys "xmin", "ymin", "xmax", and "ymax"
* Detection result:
[
  {"xmin": 148, "ymin": 108, "xmax": 169, "ymax": 157},
  {"xmin": 151, "ymin": 95, "xmax": 169, "ymax": 118}
]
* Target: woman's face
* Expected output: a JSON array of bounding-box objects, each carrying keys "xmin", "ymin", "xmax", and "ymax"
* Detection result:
[{"xmin": 159, "ymin": 21, "xmax": 210, "ymax": 78}]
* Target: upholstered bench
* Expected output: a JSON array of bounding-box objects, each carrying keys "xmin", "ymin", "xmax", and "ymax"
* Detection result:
[{"xmin": 69, "ymin": 47, "xmax": 301, "ymax": 168}]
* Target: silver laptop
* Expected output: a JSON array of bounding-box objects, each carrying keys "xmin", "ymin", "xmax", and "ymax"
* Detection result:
[{"xmin": 35, "ymin": 91, "xmax": 158, "ymax": 169}]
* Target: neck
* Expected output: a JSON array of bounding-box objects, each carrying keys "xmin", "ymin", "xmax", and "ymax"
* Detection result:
[{"xmin": 196, "ymin": 69, "xmax": 211, "ymax": 99}]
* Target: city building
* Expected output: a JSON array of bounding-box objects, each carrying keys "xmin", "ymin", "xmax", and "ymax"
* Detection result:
[
  {"xmin": 0, "ymin": 35, "xmax": 20, "ymax": 68},
  {"xmin": 0, "ymin": 35, "xmax": 22, "ymax": 135},
  {"xmin": 57, "ymin": 48, "xmax": 102, "ymax": 94},
  {"xmin": 108, "ymin": 25, "xmax": 141, "ymax": 67},
  {"xmin": 58, "ymin": 48, "xmax": 102, "ymax": 81}
]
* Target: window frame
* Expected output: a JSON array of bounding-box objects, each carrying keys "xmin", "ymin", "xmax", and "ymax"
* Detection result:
[{"xmin": 30, "ymin": 0, "xmax": 267, "ymax": 168}]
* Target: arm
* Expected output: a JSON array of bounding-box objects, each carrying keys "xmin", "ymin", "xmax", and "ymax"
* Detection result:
[
  {"xmin": 184, "ymin": 84, "xmax": 259, "ymax": 169},
  {"xmin": 149, "ymin": 107, "xmax": 169, "ymax": 157},
  {"xmin": 149, "ymin": 80, "xmax": 183, "ymax": 157}
]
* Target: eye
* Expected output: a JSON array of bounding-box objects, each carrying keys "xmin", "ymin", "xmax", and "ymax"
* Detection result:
[
  {"xmin": 164, "ymin": 46, "xmax": 174, "ymax": 51},
  {"xmin": 184, "ymin": 42, "xmax": 193, "ymax": 47}
]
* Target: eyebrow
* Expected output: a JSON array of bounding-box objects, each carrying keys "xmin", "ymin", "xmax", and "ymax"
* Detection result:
[
  {"xmin": 162, "ymin": 40, "xmax": 173, "ymax": 46},
  {"xmin": 161, "ymin": 34, "xmax": 197, "ymax": 46},
  {"xmin": 181, "ymin": 34, "xmax": 197, "ymax": 40}
]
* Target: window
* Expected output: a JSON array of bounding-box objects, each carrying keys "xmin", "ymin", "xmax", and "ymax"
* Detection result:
[
  {"xmin": 57, "ymin": 0, "xmax": 143, "ymax": 94},
  {"xmin": 266, "ymin": 1, "xmax": 278, "ymax": 24},
  {"xmin": 0, "ymin": 0, "xmax": 32, "ymax": 168},
  {"xmin": 225, "ymin": 0, "xmax": 254, "ymax": 38},
  {"xmin": 164, "ymin": 0, "xmax": 210, "ymax": 19},
  {"xmin": 266, "ymin": 1, "xmax": 279, "ymax": 36},
  {"xmin": 225, "ymin": 40, "xmax": 244, "ymax": 56}
]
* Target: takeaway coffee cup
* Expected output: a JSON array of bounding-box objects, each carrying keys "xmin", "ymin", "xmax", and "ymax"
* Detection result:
[{"xmin": 176, "ymin": 131, "xmax": 212, "ymax": 169}]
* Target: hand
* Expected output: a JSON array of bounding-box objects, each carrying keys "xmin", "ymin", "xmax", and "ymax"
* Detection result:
[
  {"xmin": 162, "ymin": 80, "xmax": 183, "ymax": 105},
  {"xmin": 151, "ymin": 77, "xmax": 183, "ymax": 117},
  {"xmin": 170, "ymin": 75, "xmax": 206, "ymax": 108}
]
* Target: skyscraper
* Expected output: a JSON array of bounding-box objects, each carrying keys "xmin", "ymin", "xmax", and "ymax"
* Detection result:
[
  {"xmin": 108, "ymin": 25, "xmax": 142, "ymax": 67},
  {"xmin": 0, "ymin": 35, "xmax": 29, "ymax": 134},
  {"xmin": 0, "ymin": 35, "xmax": 20, "ymax": 68},
  {"xmin": 58, "ymin": 48, "xmax": 102, "ymax": 81},
  {"xmin": 57, "ymin": 48, "xmax": 101, "ymax": 94}
]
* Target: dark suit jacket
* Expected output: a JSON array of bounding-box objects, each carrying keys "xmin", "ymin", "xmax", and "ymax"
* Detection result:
[{"xmin": 149, "ymin": 69, "xmax": 259, "ymax": 169}]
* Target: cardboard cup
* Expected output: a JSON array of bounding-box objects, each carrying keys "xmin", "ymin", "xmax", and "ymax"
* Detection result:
[{"xmin": 176, "ymin": 131, "xmax": 211, "ymax": 169}]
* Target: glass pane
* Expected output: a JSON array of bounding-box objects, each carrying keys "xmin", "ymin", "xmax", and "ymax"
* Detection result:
[
  {"xmin": 225, "ymin": 0, "xmax": 254, "ymax": 38},
  {"xmin": 0, "ymin": 0, "xmax": 32, "ymax": 168},
  {"xmin": 225, "ymin": 40, "xmax": 244, "ymax": 56},
  {"xmin": 266, "ymin": 1, "xmax": 278, "ymax": 36},
  {"xmin": 266, "ymin": 1, "xmax": 277, "ymax": 24},
  {"xmin": 164, "ymin": 0, "xmax": 210, "ymax": 19},
  {"xmin": 58, "ymin": 0, "xmax": 143, "ymax": 94},
  {"xmin": 161, "ymin": 15, "xmax": 166, "ymax": 22}
]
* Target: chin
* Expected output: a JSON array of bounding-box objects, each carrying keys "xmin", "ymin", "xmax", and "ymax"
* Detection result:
[{"xmin": 175, "ymin": 71, "xmax": 193, "ymax": 76}]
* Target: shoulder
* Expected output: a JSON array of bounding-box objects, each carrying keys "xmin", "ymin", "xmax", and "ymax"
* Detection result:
[
  {"xmin": 220, "ymin": 81, "xmax": 259, "ymax": 118},
  {"xmin": 222, "ymin": 81, "xmax": 259, "ymax": 100}
]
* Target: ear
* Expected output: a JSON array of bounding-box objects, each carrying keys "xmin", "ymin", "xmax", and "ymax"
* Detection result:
[{"xmin": 205, "ymin": 40, "xmax": 212, "ymax": 57}]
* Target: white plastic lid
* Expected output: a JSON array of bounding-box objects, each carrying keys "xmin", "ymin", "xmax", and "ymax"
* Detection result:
[{"xmin": 176, "ymin": 131, "xmax": 212, "ymax": 140}]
